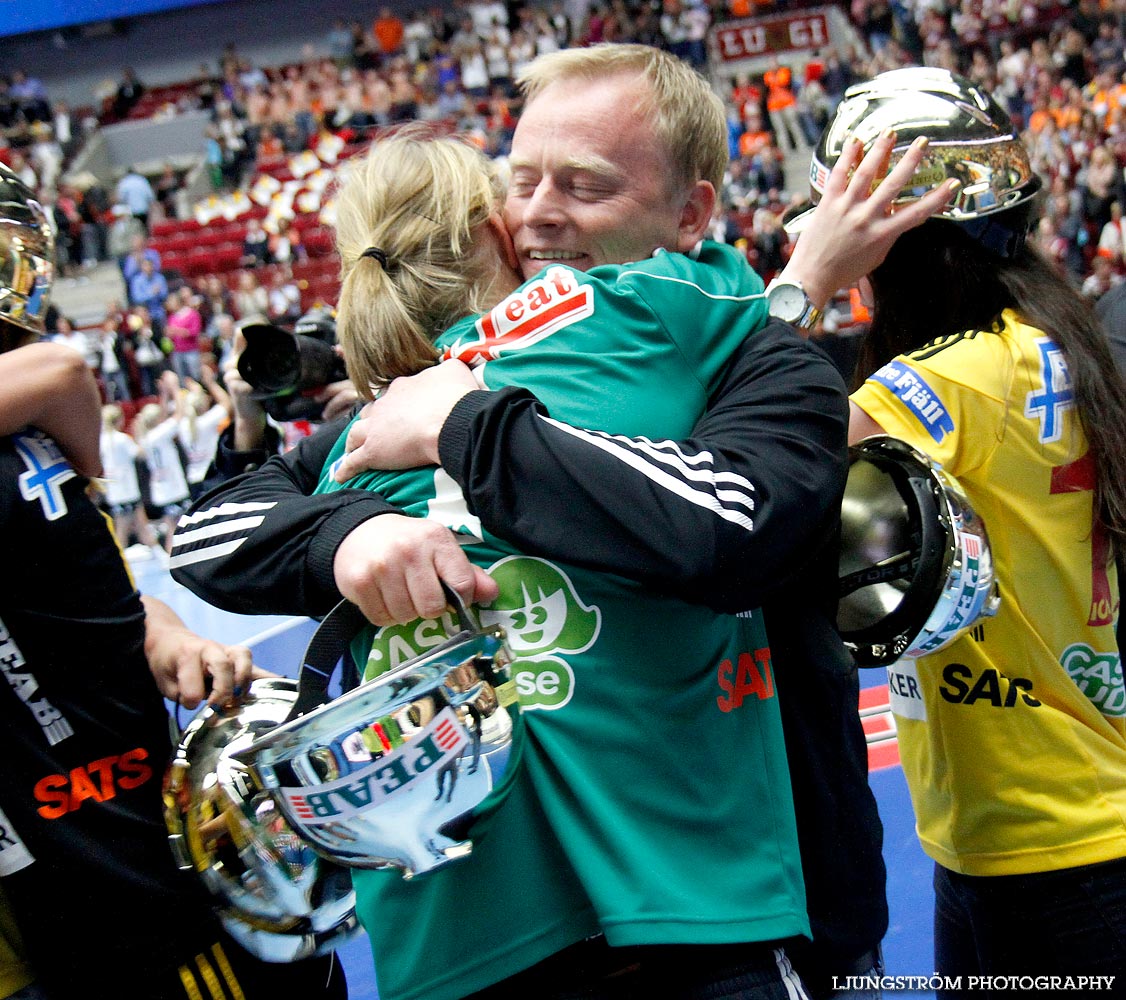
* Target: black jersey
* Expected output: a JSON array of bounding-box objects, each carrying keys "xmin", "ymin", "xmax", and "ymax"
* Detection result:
[{"xmin": 0, "ymin": 429, "xmax": 219, "ymax": 994}]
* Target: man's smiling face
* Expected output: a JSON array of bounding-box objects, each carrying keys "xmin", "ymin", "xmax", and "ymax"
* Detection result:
[{"xmin": 504, "ymin": 72, "xmax": 698, "ymax": 278}]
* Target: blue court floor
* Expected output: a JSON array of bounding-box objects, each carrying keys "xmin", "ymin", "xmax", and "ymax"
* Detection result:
[{"xmin": 138, "ymin": 555, "xmax": 937, "ymax": 1000}]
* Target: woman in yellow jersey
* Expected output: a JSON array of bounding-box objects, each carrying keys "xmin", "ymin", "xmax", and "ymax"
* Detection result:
[{"xmin": 790, "ymin": 67, "xmax": 1126, "ymax": 991}]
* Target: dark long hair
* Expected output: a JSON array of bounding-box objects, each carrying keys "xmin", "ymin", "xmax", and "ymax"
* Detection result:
[{"xmin": 854, "ymin": 216, "xmax": 1126, "ymax": 556}]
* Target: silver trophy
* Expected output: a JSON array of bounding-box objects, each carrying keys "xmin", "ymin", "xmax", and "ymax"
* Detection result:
[
  {"xmin": 163, "ymin": 676, "xmax": 360, "ymax": 962},
  {"xmin": 235, "ymin": 589, "xmax": 518, "ymax": 877},
  {"xmin": 837, "ymin": 435, "xmax": 1000, "ymax": 665}
]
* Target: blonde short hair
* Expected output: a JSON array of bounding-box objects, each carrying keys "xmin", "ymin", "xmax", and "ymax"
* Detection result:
[
  {"xmin": 334, "ymin": 126, "xmax": 504, "ymax": 397},
  {"xmin": 135, "ymin": 403, "xmax": 165, "ymax": 437},
  {"xmin": 101, "ymin": 403, "xmax": 123, "ymax": 431},
  {"xmin": 516, "ymin": 44, "xmax": 727, "ymax": 194}
]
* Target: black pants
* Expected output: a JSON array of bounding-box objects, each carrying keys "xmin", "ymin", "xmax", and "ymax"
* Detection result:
[
  {"xmin": 462, "ymin": 937, "xmax": 809, "ymax": 1000},
  {"xmin": 934, "ymin": 857, "xmax": 1126, "ymax": 998}
]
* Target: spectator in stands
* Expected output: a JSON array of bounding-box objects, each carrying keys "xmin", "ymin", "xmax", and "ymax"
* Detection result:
[
  {"xmin": 267, "ymin": 217, "xmax": 304, "ymax": 265},
  {"xmin": 737, "ymin": 104, "xmax": 771, "ymax": 158},
  {"xmin": 682, "ymin": 0, "xmax": 710, "ymax": 69},
  {"xmin": 0, "ymin": 76, "xmax": 16, "ymax": 132},
  {"xmin": 706, "ymin": 202, "xmax": 741, "ymax": 244},
  {"xmin": 130, "ymin": 308, "xmax": 166, "ymax": 396},
  {"xmin": 99, "ymin": 403, "xmax": 161, "ymax": 554},
  {"xmin": 135, "ymin": 384, "xmax": 192, "ymax": 554},
  {"xmin": 178, "ymin": 366, "xmax": 231, "ymax": 499},
  {"xmin": 28, "ymin": 124, "xmax": 61, "ymax": 192},
  {"xmin": 458, "ymin": 40, "xmax": 491, "ymax": 98},
  {"xmin": 764, "ymin": 55, "xmax": 803, "ymax": 153},
  {"xmin": 748, "ymin": 136, "xmax": 787, "ymax": 195},
  {"xmin": 8, "ymin": 69, "xmax": 49, "ymax": 124},
  {"xmin": 166, "ymin": 286, "xmax": 204, "ymax": 382},
  {"xmin": 240, "ymin": 217, "xmax": 270, "ymax": 267},
  {"xmin": 50, "ymin": 98, "xmax": 76, "ymax": 156},
  {"xmin": 121, "ymin": 233, "xmax": 162, "ymax": 296},
  {"xmin": 1081, "ymin": 143, "xmax": 1126, "ymax": 236},
  {"xmin": 797, "ymin": 74, "xmax": 832, "ymax": 146},
  {"xmin": 115, "ymin": 166, "xmax": 156, "ymax": 233},
  {"xmin": 327, "ymin": 18, "xmax": 355, "ymax": 69},
  {"xmin": 436, "ymin": 77, "xmax": 470, "ymax": 119},
  {"xmin": 484, "ymin": 28, "xmax": 512, "ymax": 93},
  {"xmin": 204, "ymin": 124, "xmax": 226, "ymax": 189},
  {"xmin": 129, "ymin": 257, "xmax": 169, "ymax": 332},
  {"xmin": 350, "ymin": 21, "xmax": 379, "ymax": 72},
  {"xmin": 45, "ymin": 185, "xmax": 80, "ymax": 278},
  {"xmin": 208, "ymin": 313, "xmax": 237, "ymax": 371},
  {"xmin": 233, "ymin": 270, "xmax": 269, "ymax": 320},
  {"xmin": 237, "ymin": 57, "xmax": 269, "ymax": 95},
  {"xmin": 1099, "ymin": 201, "xmax": 1126, "ymax": 268},
  {"xmin": 5, "ymin": 151, "xmax": 36, "ymax": 192},
  {"xmin": 1035, "ymin": 214, "xmax": 1071, "ymax": 273},
  {"xmin": 200, "ymin": 274, "xmax": 235, "ymax": 326},
  {"xmin": 403, "ymin": 9, "xmax": 437, "ymax": 63},
  {"xmin": 753, "ymin": 209, "xmax": 787, "ymax": 281},
  {"xmin": 507, "ymin": 26, "xmax": 535, "ymax": 79},
  {"xmin": 195, "ymin": 61, "xmax": 219, "ymax": 111},
  {"xmin": 373, "ymin": 6, "xmax": 405, "ymax": 59},
  {"xmin": 213, "ymin": 102, "xmax": 250, "ymax": 187},
  {"xmin": 1083, "ymin": 252, "xmax": 1122, "ymax": 299},
  {"xmin": 95, "ymin": 317, "xmax": 131, "ymax": 403},
  {"xmin": 113, "ymin": 67, "xmax": 145, "ymax": 120},
  {"xmin": 388, "ymin": 66, "xmax": 420, "ymax": 123},
  {"xmin": 50, "ymin": 315, "xmax": 91, "ymax": 364},
  {"xmin": 820, "ymin": 47, "xmax": 855, "ymax": 111},
  {"xmin": 1091, "ymin": 20, "xmax": 1124, "ymax": 78},
  {"xmin": 154, "ymin": 164, "xmax": 181, "ymax": 221},
  {"xmin": 266, "ymin": 265, "xmax": 302, "ymax": 324},
  {"xmin": 255, "ymin": 124, "xmax": 284, "ymax": 161},
  {"xmin": 74, "ymin": 174, "xmax": 111, "ymax": 266}
]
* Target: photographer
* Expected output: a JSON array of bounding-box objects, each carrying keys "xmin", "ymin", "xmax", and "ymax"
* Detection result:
[{"xmin": 199, "ymin": 309, "xmax": 358, "ymax": 489}]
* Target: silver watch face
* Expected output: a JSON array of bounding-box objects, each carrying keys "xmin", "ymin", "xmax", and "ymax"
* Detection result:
[{"xmin": 767, "ymin": 282, "xmax": 808, "ymax": 323}]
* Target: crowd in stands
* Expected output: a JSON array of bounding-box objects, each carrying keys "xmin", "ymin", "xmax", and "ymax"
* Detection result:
[
  {"xmin": 5, "ymin": 0, "xmax": 1126, "ymax": 378},
  {"xmin": 99, "ymin": 364, "xmax": 233, "ymax": 558}
]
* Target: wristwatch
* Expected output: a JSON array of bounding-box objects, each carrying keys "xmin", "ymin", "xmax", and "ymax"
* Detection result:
[{"xmin": 765, "ymin": 278, "xmax": 823, "ymax": 330}]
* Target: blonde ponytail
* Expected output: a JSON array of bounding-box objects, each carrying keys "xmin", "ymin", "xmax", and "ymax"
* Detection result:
[{"xmin": 333, "ymin": 126, "xmax": 504, "ymax": 398}]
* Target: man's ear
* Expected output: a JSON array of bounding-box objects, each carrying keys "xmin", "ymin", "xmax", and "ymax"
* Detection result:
[
  {"xmin": 486, "ymin": 212, "xmax": 520, "ymax": 274},
  {"xmin": 676, "ymin": 180, "xmax": 717, "ymax": 253}
]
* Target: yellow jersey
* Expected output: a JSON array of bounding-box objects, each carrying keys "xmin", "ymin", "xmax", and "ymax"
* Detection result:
[{"xmin": 852, "ymin": 309, "xmax": 1126, "ymax": 875}]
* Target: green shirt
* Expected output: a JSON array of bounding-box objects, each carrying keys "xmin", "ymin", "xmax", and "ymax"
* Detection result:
[{"xmin": 318, "ymin": 244, "xmax": 808, "ymax": 1000}]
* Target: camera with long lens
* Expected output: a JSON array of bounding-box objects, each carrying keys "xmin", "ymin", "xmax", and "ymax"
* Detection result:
[{"xmin": 237, "ymin": 309, "xmax": 348, "ymax": 422}]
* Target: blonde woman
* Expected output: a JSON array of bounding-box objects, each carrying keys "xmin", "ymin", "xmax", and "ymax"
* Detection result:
[
  {"xmin": 176, "ymin": 367, "xmax": 230, "ymax": 498},
  {"xmin": 135, "ymin": 386, "xmax": 190, "ymax": 553},
  {"xmin": 98, "ymin": 403, "xmax": 159, "ymax": 554}
]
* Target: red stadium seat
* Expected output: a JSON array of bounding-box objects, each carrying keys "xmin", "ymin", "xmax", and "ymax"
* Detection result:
[
  {"xmin": 214, "ymin": 244, "xmax": 243, "ymax": 271},
  {"xmin": 302, "ymin": 228, "xmax": 334, "ymax": 257}
]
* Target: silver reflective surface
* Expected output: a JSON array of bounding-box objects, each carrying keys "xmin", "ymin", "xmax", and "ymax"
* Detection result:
[
  {"xmin": 0, "ymin": 164, "xmax": 53, "ymax": 337},
  {"xmin": 240, "ymin": 624, "xmax": 517, "ymax": 877},
  {"xmin": 838, "ymin": 436, "xmax": 999, "ymax": 665},
  {"xmin": 163, "ymin": 678, "xmax": 359, "ymax": 962},
  {"xmin": 838, "ymin": 458, "xmax": 916, "ymax": 634},
  {"xmin": 785, "ymin": 67, "xmax": 1040, "ymax": 233}
]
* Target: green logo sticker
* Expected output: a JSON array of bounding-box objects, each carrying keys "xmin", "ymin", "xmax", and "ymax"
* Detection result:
[
  {"xmin": 512, "ymin": 655, "xmax": 575, "ymax": 710},
  {"xmin": 365, "ymin": 556, "xmax": 600, "ymax": 713},
  {"xmin": 476, "ymin": 556, "xmax": 600, "ymax": 657},
  {"xmin": 1061, "ymin": 643, "xmax": 1126, "ymax": 717}
]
